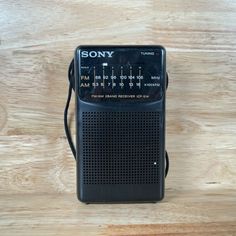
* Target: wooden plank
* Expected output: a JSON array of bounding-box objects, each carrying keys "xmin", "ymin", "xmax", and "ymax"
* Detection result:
[
  {"xmin": 0, "ymin": 193, "xmax": 235, "ymax": 235},
  {"xmin": 0, "ymin": 133, "xmax": 235, "ymax": 194},
  {"xmin": 0, "ymin": 51, "xmax": 235, "ymax": 135}
]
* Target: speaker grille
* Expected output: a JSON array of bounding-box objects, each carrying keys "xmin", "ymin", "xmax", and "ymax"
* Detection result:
[{"xmin": 82, "ymin": 111, "xmax": 161, "ymax": 185}]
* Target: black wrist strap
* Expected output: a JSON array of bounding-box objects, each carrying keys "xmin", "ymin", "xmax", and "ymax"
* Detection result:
[
  {"xmin": 64, "ymin": 59, "xmax": 76, "ymax": 159},
  {"xmin": 64, "ymin": 59, "xmax": 169, "ymax": 177}
]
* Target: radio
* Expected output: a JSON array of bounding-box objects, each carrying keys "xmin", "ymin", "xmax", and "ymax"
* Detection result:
[{"xmin": 64, "ymin": 45, "xmax": 169, "ymax": 203}]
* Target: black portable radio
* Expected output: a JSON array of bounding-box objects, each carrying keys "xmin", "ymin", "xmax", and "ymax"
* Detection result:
[{"xmin": 64, "ymin": 45, "xmax": 169, "ymax": 203}]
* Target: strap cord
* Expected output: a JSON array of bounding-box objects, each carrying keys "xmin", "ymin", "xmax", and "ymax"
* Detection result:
[{"xmin": 64, "ymin": 59, "xmax": 76, "ymax": 159}]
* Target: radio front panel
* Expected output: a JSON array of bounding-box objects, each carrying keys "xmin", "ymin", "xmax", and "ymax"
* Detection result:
[{"xmin": 74, "ymin": 45, "xmax": 167, "ymax": 203}]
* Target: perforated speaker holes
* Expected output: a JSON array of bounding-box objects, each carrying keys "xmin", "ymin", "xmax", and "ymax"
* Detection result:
[{"xmin": 81, "ymin": 111, "xmax": 160, "ymax": 185}]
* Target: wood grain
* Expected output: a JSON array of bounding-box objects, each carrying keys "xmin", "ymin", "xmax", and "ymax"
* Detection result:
[{"xmin": 0, "ymin": 0, "xmax": 236, "ymax": 235}]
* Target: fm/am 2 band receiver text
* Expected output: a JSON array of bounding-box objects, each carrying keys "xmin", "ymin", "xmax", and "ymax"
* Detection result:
[{"xmin": 64, "ymin": 45, "xmax": 169, "ymax": 203}]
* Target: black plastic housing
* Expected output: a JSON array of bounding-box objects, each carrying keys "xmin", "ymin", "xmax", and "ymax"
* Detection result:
[{"xmin": 74, "ymin": 45, "xmax": 166, "ymax": 203}]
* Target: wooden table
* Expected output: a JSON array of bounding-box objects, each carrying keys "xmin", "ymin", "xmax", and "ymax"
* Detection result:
[{"xmin": 0, "ymin": 1, "xmax": 236, "ymax": 235}]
